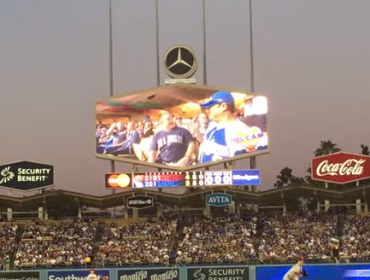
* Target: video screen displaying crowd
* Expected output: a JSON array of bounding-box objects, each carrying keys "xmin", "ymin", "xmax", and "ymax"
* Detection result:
[
  {"xmin": 1, "ymin": 210, "xmax": 370, "ymax": 269},
  {"xmin": 96, "ymin": 112, "xmax": 209, "ymax": 166},
  {"xmin": 96, "ymin": 93, "xmax": 268, "ymax": 166}
]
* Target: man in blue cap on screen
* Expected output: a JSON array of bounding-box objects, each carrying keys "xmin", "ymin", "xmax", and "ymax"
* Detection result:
[{"xmin": 198, "ymin": 91, "xmax": 250, "ymax": 164}]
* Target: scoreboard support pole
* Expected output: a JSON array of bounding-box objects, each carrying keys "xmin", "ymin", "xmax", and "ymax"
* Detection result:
[
  {"xmin": 223, "ymin": 162, "xmax": 237, "ymax": 214},
  {"xmin": 223, "ymin": 161, "xmax": 235, "ymax": 171},
  {"xmin": 130, "ymin": 193, "xmax": 139, "ymax": 219},
  {"xmin": 122, "ymin": 195, "xmax": 128, "ymax": 219},
  {"xmin": 110, "ymin": 161, "xmax": 116, "ymax": 218},
  {"xmin": 157, "ymin": 168, "xmax": 163, "ymax": 192},
  {"xmin": 250, "ymin": 156, "xmax": 257, "ymax": 192},
  {"xmin": 108, "ymin": 0, "xmax": 116, "ymax": 218},
  {"xmin": 127, "ymin": 164, "xmax": 140, "ymax": 219},
  {"xmin": 248, "ymin": 0, "xmax": 257, "ymax": 193},
  {"xmin": 223, "ymin": 161, "xmax": 235, "ymax": 191}
]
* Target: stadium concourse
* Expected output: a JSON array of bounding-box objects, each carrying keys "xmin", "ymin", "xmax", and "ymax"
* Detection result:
[{"xmin": 0, "ymin": 185, "xmax": 370, "ymax": 269}]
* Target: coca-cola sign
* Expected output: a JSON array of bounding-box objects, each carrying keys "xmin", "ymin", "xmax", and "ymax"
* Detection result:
[{"xmin": 311, "ymin": 152, "xmax": 370, "ymax": 184}]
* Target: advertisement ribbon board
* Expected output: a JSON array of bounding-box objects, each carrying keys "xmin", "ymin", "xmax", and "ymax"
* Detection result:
[
  {"xmin": 187, "ymin": 267, "xmax": 249, "ymax": 280},
  {"xmin": 47, "ymin": 270, "xmax": 110, "ymax": 280},
  {"xmin": 117, "ymin": 268, "xmax": 180, "ymax": 280},
  {"xmin": 256, "ymin": 264, "xmax": 370, "ymax": 280},
  {"xmin": 105, "ymin": 169, "xmax": 260, "ymax": 189},
  {"xmin": 0, "ymin": 271, "xmax": 40, "ymax": 280}
]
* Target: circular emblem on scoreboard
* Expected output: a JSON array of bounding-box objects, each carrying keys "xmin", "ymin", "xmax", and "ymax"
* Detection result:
[
  {"xmin": 164, "ymin": 45, "xmax": 197, "ymax": 79},
  {"xmin": 214, "ymin": 175, "xmax": 222, "ymax": 185},
  {"xmin": 206, "ymin": 175, "xmax": 214, "ymax": 185},
  {"xmin": 223, "ymin": 174, "xmax": 231, "ymax": 184}
]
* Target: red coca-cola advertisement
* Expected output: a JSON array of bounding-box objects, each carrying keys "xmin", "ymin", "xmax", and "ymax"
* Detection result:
[{"xmin": 311, "ymin": 152, "xmax": 370, "ymax": 184}]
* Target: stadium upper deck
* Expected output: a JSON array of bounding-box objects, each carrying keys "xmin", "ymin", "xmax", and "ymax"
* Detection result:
[{"xmin": 0, "ymin": 183, "xmax": 368, "ymax": 221}]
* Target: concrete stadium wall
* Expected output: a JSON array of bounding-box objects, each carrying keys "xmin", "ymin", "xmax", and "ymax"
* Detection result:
[{"xmin": 3, "ymin": 263, "xmax": 370, "ymax": 280}]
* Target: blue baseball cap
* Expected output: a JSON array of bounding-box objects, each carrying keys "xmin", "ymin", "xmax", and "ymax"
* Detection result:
[{"xmin": 200, "ymin": 91, "xmax": 235, "ymax": 109}]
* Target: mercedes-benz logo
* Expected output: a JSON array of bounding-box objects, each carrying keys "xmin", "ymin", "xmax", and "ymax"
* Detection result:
[{"xmin": 164, "ymin": 45, "xmax": 197, "ymax": 79}]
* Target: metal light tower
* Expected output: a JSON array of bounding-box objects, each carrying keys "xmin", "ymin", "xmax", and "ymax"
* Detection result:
[
  {"xmin": 108, "ymin": 0, "xmax": 116, "ymax": 204},
  {"xmin": 248, "ymin": 0, "xmax": 257, "ymax": 192}
]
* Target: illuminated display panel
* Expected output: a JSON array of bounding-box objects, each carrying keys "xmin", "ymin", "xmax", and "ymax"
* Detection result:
[
  {"xmin": 256, "ymin": 265, "xmax": 370, "ymax": 280},
  {"xmin": 105, "ymin": 169, "xmax": 260, "ymax": 189},
  {"xmin": 96, "ymin": 85, "xmax": 269, "ymax": 171}
]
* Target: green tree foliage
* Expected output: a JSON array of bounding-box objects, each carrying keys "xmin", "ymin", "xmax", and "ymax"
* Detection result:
[
  {"xmin": 314, "ymin": 140, "xmax": 341, "ymax": 157},
  {"xmin": 305, "ymin": 167, "xmax": 316, "ymax": 185},
  {"xmin": 274, "ymin": 167, "xmax": 304, "ymax": 188},
  {"xmin": 359, "ymin": 144, "xmax": 370, "ymax": 186},
  {"xmin": 361, "ymin": 144, "xmax": 369, "ymax": 156}
]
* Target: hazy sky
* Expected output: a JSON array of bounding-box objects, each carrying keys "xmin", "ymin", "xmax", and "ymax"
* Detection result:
[{"xmin": 1, "ymin": 0, "xmax": 370, "ymax": 196}]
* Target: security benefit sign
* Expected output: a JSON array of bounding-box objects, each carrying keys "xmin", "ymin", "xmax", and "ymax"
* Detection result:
[
  {"xmin": 0, "ymin": 271, "xmax": 40, "ymax": 280},
  {"xmin": 0, "ymin": 161, "xmax": 54, "ymax": 191},
  {"xmin": 127, "ymin": 195, "xmax": 154, "ymax": 209},
  {"xmin": 118, "ymin": 268, "xmax": 179, "ymax": 280},
  {"xmin": 188, "ymin": 268, "xmax": 249, "ymax": 280},
  {"xmin": 206, "ymin": 193, "xmax": 232, "ymax": 207},
  {"xmin": 47, "ymin": 269, "xmax": 110, "ymax": 280}
]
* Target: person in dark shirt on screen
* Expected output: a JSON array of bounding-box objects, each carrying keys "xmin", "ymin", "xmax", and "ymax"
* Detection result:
[
  {"xmin": 106, "ymin": 122, "xmax": 140, "ymax": 156},
  {"xmin": 148, "ymin": 112, "xmax": 195, "ymax": 167}
]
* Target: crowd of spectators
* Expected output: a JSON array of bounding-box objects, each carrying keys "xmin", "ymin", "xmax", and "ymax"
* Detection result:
[
  {"xmin": 15, "ymin": 219, "xmax": 95, "ymax": 268},
  {"xmin": 1, "ymin": 211, "xmax": 370, "ymax": 269},
  {"xmin": 176, "ymin": 212, "xmax": 338, "ymax": 264},
  {"xmin": 95, "ymin": 216, "xmax": 177, "ymax": 266}
]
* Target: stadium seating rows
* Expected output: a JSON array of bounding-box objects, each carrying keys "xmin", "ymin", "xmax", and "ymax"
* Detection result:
[{"xmin": 1, "ymin": 212, "xmax": 369, "ymax": 269}]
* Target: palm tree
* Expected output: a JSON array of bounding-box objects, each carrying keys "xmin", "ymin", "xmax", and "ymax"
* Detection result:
[
  {"xmin": 274, "ymin": 167, "xmax": 304, "ymax": 188},
  {"xmin": 305, "ymin": 167, "xmax": 313, "ymax": 184},
  {"xmin": 359, "ymin": 144, "xmax": 370, "ymax": 186},
  {"xmin": 314, "ymin": 140, "xmax": 341, "ymax": 157},
  {"xmin": 306, "ymin": 140, "xmax": 340, "ymax": 186},
  {"xmin": 361, "ymin": 144, "xmax": 369, "ymax": 155}
]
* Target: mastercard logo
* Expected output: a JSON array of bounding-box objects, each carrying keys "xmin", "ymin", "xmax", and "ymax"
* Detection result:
[{"xmin": 106, "ymin": 173, "xmax": 131, "ymax": 188}]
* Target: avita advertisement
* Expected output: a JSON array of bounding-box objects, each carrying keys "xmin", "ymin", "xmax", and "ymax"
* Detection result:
[
  {"xmin": 96, "ymin": 85, "xmax": 268, "ymax": 171},
  {"xmin": 206, "ymin": 193, "xmax": 232, "ymax": 207},
  {"xmin": 311, "ymin": 152, "xmax": 370, "ymax": 184},
  {"xmin": 187, "ymin": 267, "xmax": 249, "ymax": 280},
  {"xmin": 117, "ymin": 268, "xmax": 179, "ymax": 280},
  {"xmin": 47, "ymin": 270, "xmax": 110, "ymax": 280},
  {"xmin": 0, "ymin": 161, "xmax": 54, "ymax": 191}
]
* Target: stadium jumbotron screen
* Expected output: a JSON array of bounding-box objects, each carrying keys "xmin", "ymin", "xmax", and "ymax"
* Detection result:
[{"xmin": 95, "ymin": 85, "xmax": 269, "ymax": 171}]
